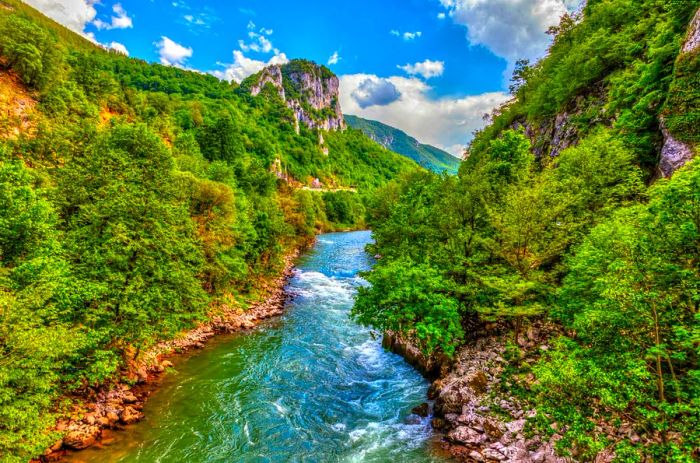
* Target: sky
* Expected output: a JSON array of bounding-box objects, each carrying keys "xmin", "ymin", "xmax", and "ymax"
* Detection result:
[{"xmin": 24, "ymin": 0, "xmax": 581, "ymax": 156}]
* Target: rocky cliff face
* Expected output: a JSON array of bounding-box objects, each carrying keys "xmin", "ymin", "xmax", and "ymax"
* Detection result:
[
  {"xmin": 512, "ymin": 82, "xmax": 610, "ymax": 159},
  {"xmin": 246, "ymin": 59, "xmax": 345, "ymax": 132},
  {"xmin": 659, "ymin": 8, "xmax": 700, "ymax": 177}
]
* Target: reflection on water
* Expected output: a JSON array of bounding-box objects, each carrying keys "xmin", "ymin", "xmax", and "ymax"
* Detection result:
[{"xmin": 65, "ymin": 231, "xmax": 448, "ymax": 463}]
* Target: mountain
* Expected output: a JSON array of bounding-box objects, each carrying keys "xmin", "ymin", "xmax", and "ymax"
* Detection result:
[
  {"xmin": 241, "ymin": 60, "xmax": 345, "ymax": 132},
  {"xmin": 345, "ymin": 115, "xmax": 461, "ymax": 174}
]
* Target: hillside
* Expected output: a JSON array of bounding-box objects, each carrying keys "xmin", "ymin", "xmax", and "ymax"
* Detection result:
[
  {"xmin": 345, "ymin": 115, "xmax": 461, "ymax": 174},
  {"xmin": 354, "ymin": 1, "xmax": 700, "ymax": 461},
  {"xmin": 0, "ymin": 3, "xmax": 418, "ymax": 461}
]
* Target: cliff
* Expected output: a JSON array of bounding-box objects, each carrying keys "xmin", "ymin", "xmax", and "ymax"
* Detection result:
[{"xmin": 243, "ymin": 59, "xmax": 345, "ymax": 132}]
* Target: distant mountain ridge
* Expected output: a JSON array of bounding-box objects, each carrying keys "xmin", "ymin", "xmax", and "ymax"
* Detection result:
[{"xmin": 345, "ymin": 115, "xmax": 461, "ymax": 174}]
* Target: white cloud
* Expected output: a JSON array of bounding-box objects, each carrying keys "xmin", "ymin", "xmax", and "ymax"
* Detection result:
[
  {"xmin": 23, "ymin": 0, "xmax": 97, "ymax": 33},
  {"xmin": 340, "ymin": 73, "xmax": 509, "ymax": 156},
  {"xmin": 437, "ymin": 12, "xmax": 447, "ymax": 19},
  {"xmin": 390, "ymin": 29, "xmax": 423, "ymax": 41},
  {"xmin": 398, "ymin": 59, "xmax": 445, "ymax": 79},
  {"xmin": 238, "ymin": 21, "xmax": 278, "ymax": 54},
  {"xmin": 108, "ymin": 41, "xmax": 129, "ymax": 55},
  {"xmin": 440, "ymin": 0, "xmax": 577, "ymax": 65},
  {"xmin": 212, "ymin": 51, "xmax": 289, "ymax": 83},
  {"xmin": 328, "ymin": 51, "xmax": 341, "ymax": 66},
  {"xmin": 155, "ymin": 36, "xmax": 193, "ymax": 67},
  {"xmin": 93, "ymin": 3, "xmax": 133, "ymax": 30}
]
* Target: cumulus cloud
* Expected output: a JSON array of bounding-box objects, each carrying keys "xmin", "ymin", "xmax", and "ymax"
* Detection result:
[
  {"xmin": 340, "ymin": 74, "xmax": 509, "ymax": 156},
  {"xmin": 238, "ymin": 21, "xmax": 278, "ymax": 54},
  {"xmin": 398, "ymin": 59, "xmax": 445, "ymax": 79},
  {"xmin": 212, "ymin": 51, "xmax": 289, "ymax": 83},
  {"xmin": 93, "ymin": 3, "xmax": 132, "ymax": 30},
  {"xmin": 23, "ymin": 0, "xmax": 97, "ymax": 33},
  {"xmin": 328, "ymin": 51, "xmax": 341, "ymax": 66},
  {"xmin": 390, "ymin": 30, "xmax": 423, "ymax": 41},
  {"xmin": 439, "ymin": 0, "xmax": 577, "ymax": 64},
  {"xmin": 211, "ymin": 21, "xmax": 289, "ymax": 82},
  {"xmin": 437, "ymin": 12, "xmax": 447, "ymax": 19},
  {"xmin": 155, "ymin": 36, "xmax": 193, "ymax": 67},
  {"xmin": 351, "ymin": 78, "xmax": 402, "ymax": 109},
  {"xmin": 108, "ymin": 41, "xmax": 129, "ymax": 55}
]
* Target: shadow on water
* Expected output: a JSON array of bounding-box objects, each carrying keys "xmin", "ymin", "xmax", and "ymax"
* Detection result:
[{"xmin": 64, "ymin": 231, "xmax": 450, "ymax": 463}]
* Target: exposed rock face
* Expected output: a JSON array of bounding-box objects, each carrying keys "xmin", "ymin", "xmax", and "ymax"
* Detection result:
[
  {"xmin": 513, "ymin": 83, "xmax": 609, "ymax": 159},
  {"xmin": 659, "ymin": 119, "xmax": 695, "ymax": 177},
  {"xmin": 247, "ymin": 60, "xmax": 345, "ymax": 132},
  {"xmin": 659, "ymin": 8, "xmax": 700, "ymax": 177},
  {"xmin": 382, "ymin": 331, "xmax": 450, "ymax": 378},
  {"xmin": 682, "ymin": 8, "xmax": 700, "ymax": 53}
]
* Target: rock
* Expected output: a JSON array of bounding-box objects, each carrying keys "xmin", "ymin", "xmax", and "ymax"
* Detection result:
[
  {"xmin": 247, "ymin": 61, "xmax": 345, "ymax": 132},
  {"xmin": 682, "ymin": 7, "xmax": 700, "ymax": 53},
  {"xmin": 659, "ymin": 118, "xmax": 694, "ymax": 177},
  {"xmin": 469, "ymin": 450, "xmax": 485, "ymax": 462},
  {"xmin": 411, "ymin": 402, "xmax": 430, "ymax": 417},
  {"xmin": 122, "ymin": 392, "xmax": 138, "ymax": 404},
  {"xmin": 106, "ymin": 411, "xmax": 120, "ymax": 425},
  {"xmin": 482, "ymin": 448, "xmax": 506, "ymax": 461},
  {"xmin": 136, "ymin": 367, "xmax": 148, "ymax": 383},
  {"xmin": 467, "ymin": 371, "xmax": 489, "ymax": 395},
  {"xmin": 404, "ymin": 414, "xmax": 422, "ymax": 425},
  {"xmin": 447, "ymin": 426, "xmax": 485, "ymax": 446},
  {"xmin": 431, "ymin": 417, "xmax": 447, "ymax": 430},
  {"xmin": 63, "ymin": 425, "xmax": 101, "ymax": 450},
  {"xmin": 120, "ymin": 406, "xmax": 143, "ymax": 425},
  {"xmin": 483, "ymin": 418, "xmax": 504, "ymax": 439}
]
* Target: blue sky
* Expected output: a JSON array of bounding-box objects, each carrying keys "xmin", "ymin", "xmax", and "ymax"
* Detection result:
[{"xmin": 26, "ymin": 0, "xmax": 579, "ymax": 155}]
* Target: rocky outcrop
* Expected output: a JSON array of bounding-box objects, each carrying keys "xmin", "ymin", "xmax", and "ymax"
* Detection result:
[
  {"xmin": 513, "ymin": 83, "xmax": 609, "ymax": 159},
  {"xmin": 382, "ymin": 331, "xmax": 450, "ymax": 378},
  {"xmin": 659, "ymin": 119, "xmax": 695, "ymax": 177},
  {"xmin": 246, "ymin": 60, "xmax": 345, "ymax": 132},
  {"xmin": 682, "ymin": 7, "xmax": 700, "ymax": 53},
  {"xmin": 429, "ymin": 332, "xmax": 569, "ymax": 463},
  {"xmin": 659, "ymin": 8, "xmax": 700, "ymax": 177}
]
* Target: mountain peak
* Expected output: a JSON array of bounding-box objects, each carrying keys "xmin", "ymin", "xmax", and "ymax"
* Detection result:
[{"xmin": 242, "ymin": 59, "xmax": 345, "ymax": 132}]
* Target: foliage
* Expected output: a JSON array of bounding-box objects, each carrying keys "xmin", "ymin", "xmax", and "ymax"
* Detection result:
[{"xmin": 0, "ymin": 6, "xmax": 418, "ymax": 460}]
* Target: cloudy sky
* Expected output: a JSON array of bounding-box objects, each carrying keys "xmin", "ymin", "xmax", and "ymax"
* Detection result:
[{"xmin": 25, "ymin": 0, "xmax": 580, "ymax": 156}]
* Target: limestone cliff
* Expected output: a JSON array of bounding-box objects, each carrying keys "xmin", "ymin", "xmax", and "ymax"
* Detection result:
[
  {"xmin": 659, "ymin": 7, "xmax": 700, "ymax": 177},
  {"xmin": 244, "ymin": 59, "xmax": 345, "ymax": 132}
]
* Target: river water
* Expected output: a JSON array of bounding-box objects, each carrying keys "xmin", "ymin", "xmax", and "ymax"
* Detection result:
[{"xmin": 67, "ymin": 231, "xmax": 447, "ymax": 463}]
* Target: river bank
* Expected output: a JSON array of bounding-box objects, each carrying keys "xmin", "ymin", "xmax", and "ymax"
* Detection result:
[
  {"xmin": 55, "ymin": 231, "xmax": 446, "ymax": 463},
  {"xmin": 386, "ymin": 324, "xmax": 574, "ymax": 463},
  {"xmin": 42, "ymin": 248, "xmax": 302, "ymax": 462}
]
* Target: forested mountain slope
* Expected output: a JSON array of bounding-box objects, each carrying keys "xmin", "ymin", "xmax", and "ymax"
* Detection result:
[
  {"xmin": 345, "ymin": 115, "xmax": 461, "ymax": 174},
  {"xmin": 0, "ymin": 1, "xmax": 418, "ymax": 460},
  {"xmin": 354, "ymin": 1, "xmax": 700, "ymax": 461}
]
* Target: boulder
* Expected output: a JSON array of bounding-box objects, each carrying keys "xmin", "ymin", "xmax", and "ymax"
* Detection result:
[
  {"xmin": 411, "ymin": 402, "xmax": 430, "ymax": 417},
  {"xmin": 63, "ymin": 425, "xmax": 101, "ymax": 450},
  {"xmin": 121, "ymin": 406, "xmax": 143, "ymax": 425}
]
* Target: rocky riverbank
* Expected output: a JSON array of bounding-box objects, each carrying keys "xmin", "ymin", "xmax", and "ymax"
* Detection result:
[
  {"xmin": 388, "ymin": 323, "xmax": 574, "ymax": 463},
  {"xmin": 42, "ymin": 251, "xmax": 300, "ymax": 462}
]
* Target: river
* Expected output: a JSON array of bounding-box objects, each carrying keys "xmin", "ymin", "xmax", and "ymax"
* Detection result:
[{"xmin": 65, "ymin": 231, "xmax": 448, "ymax": 463}]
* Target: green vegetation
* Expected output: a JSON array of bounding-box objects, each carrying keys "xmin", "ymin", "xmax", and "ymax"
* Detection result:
[
  {"xmin": 345, "ymin": 115, "xmax": 461, "ymax": 174},
  {"xmin": 353, "ymin": 1, "xmax": 699, "ymax": 460},
  {"xmin": 0, "ymin": 5, "xmax": 417, "ymax": 461}
]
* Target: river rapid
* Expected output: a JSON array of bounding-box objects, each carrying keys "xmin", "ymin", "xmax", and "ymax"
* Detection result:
[{"xmin": 65, "ymin": 231, "xmax": 448, "ymax": 463}]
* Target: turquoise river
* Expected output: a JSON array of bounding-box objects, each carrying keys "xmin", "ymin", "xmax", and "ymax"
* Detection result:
[{"xmin": 65, "ymin": 231, "xmax": 449, "ymax": 463}]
